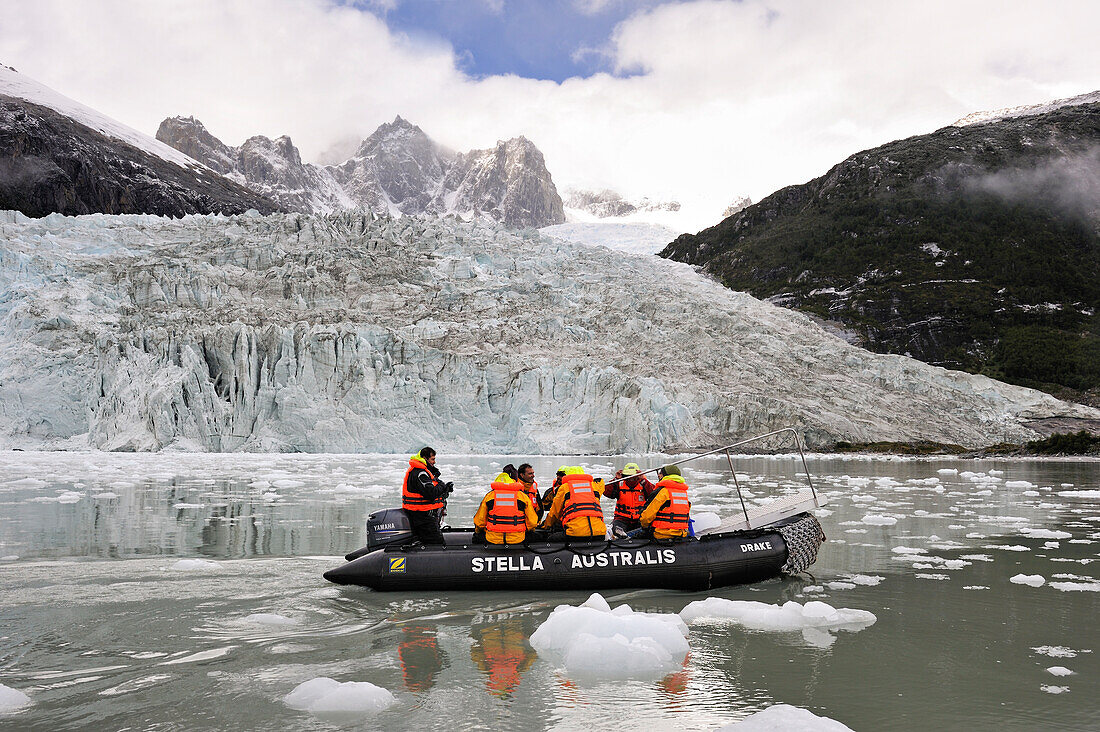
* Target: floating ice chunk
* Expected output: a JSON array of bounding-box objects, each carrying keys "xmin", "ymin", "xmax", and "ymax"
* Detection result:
[
  {"xmin": 284, "ymin": 677, "xmax": 396, "ymax": 714},
  {"xmin": 846, "ymin": 477, "xmax": 871, "ymax": 487},
  {"xmin": 1041, "ymin": 685, "xmax": 1070, "ymax": 694},
  {"xmin": 6, "ymin": 478, "xmax": 47, "ymax": 488},
  {"xmin": 959, "ymin": 554, "xmax": 993, "ymax": 562},
  {"xmin": 242, "ymin": 613, "xmax": 299, "ymax": 626},
  {"xmin": 173, "ymin": 503, "xmax": 204, "ymax": 509},
  {"xmin": 530, "ymin": 593, "xmax": 688, "ymax": 679},
  {"xmin": 1050, "ymin": 581, "xmax": 1100, "ymax": 592},
  {"xmin": 989, "ymin": 470, "xmax": 1004, "ymax": 476},
  {"xmin": 168, "ymin": 559, "xmax": 221, "ymax": 571},
  {"xmin": 1005, "ymin": 481, "xmax": 1036, "ymax": 489},
  {"xmin": 57, "ymin": 491, "xmax": 83, "ymax": 503},
  {"xmin": 679, "ymin": 598, "xmax": 876, "ymax": 638},
  {"xmin": 1058, "ymin": 490, "xmax": 1100, "ymax": 498},
  {"xmin": 0, "ymin": 683, "xmax": 32, "ymax": 713},
  {"xmin": 892, "ymin": 546, "xmax": 927, "ymax": 554},
  {"xmin": 271, "ymin": 479, "xmax": 305, "ymax": 489},
  {"xmin": 249, "ymin": 480, "xmax": 271, "ymax": 489},
  {"xmin": 1022, "ymin": 529, "xmax": 1072, "ymax": 539},
  {"xmin": 985, "ymin": 545, "xmax": 1031, "ymax": 552},
  {"xmin": 827, "ymin": 581, "xmax": 857, "ymax": 590},
  {"xmin": 715, "ymin": 703, "xmax": 855, "ymax": 731},
  {"xmin": 937, "ymin": 468, "xmax": 959, "ymax": 475},
  {"xmin": 963, "ymin": 586, "xmax": 989, "ymax": 590},
  {"xmin": 1032, "ymin": 646, "xmax": 1087, "ymax": 658},
  {"xmin": 563, "ymin": 633, "xmax": 679, "ymax": 678},
  {"xmin": 0, "ymin": 555, "xmax": 18, "ymax": 562},
  {"xmin": 843, "ymin": 574, "xmax": 884, "ymax": 586},
  {"xmin": 915, "ymin": 573, "xmax": 950, "ymax": 580},
  {"xmin": 1010, "ymin": 574, "xmax": 1045, "ymax": 587},
  {"xmin": 861, "ymin": 515, "xmax": 897, "ymax": 526},
  {"xmin": 691, "ymin": 512, "xmax": 722, "ymax": 533},
  {"xmin": 1022, "ymin": 490, "xmax": 1041, "ymax": 497},
  {"xmin": 1047, "ymin": 666, "xmax": 1074, "ymax": 676}
]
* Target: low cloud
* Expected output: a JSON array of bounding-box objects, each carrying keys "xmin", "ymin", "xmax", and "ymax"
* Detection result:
[{"xmin": 966, "ymin": 146, "xmax": 1100, "ymax": 226}]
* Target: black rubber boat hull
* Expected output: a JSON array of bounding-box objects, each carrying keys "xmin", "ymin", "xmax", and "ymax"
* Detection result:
[{"xmin": 325, "ymin": 513, "xmax": 822, "ymax": 592}]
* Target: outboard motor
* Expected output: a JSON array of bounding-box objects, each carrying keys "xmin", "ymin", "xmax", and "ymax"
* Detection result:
[{"xmin": 366, "ymin": 508, "xmax": 414, "ymax": 550}]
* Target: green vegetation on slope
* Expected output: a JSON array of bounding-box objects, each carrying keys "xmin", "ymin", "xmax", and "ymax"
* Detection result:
[{"xmin": 663, "ymin": 103, "xmax": 1100, "ymax": 401}]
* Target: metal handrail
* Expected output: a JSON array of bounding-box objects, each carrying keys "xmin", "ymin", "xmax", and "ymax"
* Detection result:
[{"xmin": 603, "ymin": 426, "xmax": 818, "ymax": 529}]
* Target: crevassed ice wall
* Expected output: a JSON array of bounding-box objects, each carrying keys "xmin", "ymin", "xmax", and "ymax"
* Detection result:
[{"xmin": 0, "ymin": 210, "xmax": 1094, "ymax": 452}]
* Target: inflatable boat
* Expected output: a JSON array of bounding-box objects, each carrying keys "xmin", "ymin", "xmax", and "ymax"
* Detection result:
[
  {"xmin": 324, "ymin": 428, "xmax": 828, "ymax": 592},
  {"xmin": 323, "ymin": 508, "xmax": 825, "ymax": 592}
]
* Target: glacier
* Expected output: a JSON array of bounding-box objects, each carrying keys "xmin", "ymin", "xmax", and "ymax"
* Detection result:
[{"xmin": 0, "ymin": 209, "xmax": 1095, "ymax": 453}]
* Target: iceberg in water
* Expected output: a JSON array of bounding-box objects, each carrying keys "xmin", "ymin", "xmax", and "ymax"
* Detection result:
[
  {"xmin": 529, "ymin": 593, "xmax": 689, "ymax": 679},
  {"xmin": 283, "ymin": 677, "xmax": 395, "ymax": 714}
]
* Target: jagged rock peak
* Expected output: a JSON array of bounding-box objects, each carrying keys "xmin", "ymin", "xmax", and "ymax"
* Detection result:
[
  {"xmin": 156, "ymin": 113, "xmax": 566, "ymax": 227},
  {"xmin": 155, "ymin": 116, "xmax": 237, "ymax": 175}
]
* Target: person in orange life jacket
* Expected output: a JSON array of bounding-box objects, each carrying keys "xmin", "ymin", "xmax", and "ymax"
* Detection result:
[
  {"xmin": 539, "ymin": 465, "xmax": 569, "ymax": 513},
  {"xmin": 638, "ymin": 464, "xmax": 692, "ymax": 540},
  {"xmin": 540, "ymin": 466, "xmax": 606, "ymax": 539},
  {"xmin": 401, "ymin": 446, "xmax": 453, "ymax": 545},
  {"xmin": 603, "ymin": 461, "xmax": 658, "ymax": 538},
  {"xmin": 516, "ymin": 463, "xmax": 543, "ymax": 520},
  {"xmin": 473, "ymin": 470, "xmax": 540, "ymax": 544}
]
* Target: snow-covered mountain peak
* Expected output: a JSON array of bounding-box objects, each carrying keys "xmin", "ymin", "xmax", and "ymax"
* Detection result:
[
  {"xmin": 155, "ymin": 112, "xmax": 566, "ymax": 227},
  {"xmin": 0, "ymin": 65, "xmax": 202, "ymax": 171}
]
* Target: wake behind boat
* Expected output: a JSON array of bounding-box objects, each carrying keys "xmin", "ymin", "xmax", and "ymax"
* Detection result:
[{"xmin": 324, "ymin": 428, "xmax": 827, "ymax": 592}]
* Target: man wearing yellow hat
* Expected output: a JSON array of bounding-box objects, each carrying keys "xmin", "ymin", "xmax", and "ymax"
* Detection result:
[{"xmin": 604, "ymin": 462, "xmax": 658, "ymax": 538}]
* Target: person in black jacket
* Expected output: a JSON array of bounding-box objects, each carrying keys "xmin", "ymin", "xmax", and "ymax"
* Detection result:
[{"xmin": 401, "ymin": 446, "xmax": 453, "ymax": 545}]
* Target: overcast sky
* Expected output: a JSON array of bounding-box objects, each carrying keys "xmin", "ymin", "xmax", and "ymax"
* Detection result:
[{"xmin": 2, "ymin": 0, "xmax": 1097, "ymax": 227}]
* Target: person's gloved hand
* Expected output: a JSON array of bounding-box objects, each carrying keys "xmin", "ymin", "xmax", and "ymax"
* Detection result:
[{"xmin": 444, "ymin": 481, "xmax": 455, "ymax": 494}]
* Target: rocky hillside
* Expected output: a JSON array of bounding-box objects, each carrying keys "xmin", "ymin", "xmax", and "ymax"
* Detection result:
[
  {"xmin": 1, "ymin": 209, "xmax": 1094, "ymax": 453},
  {"xmin": 662, "ymin": 100, "xmax": 1100, "ymax": 402},
  {"xmin": 157, "ymin": 115, "xmax": 565, "ymax": 228},
  {"xmin": 0, "ymin": 66, "xmax": 277, "ymax": 217}
]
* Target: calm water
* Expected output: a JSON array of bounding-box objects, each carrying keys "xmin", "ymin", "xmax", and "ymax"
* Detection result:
[{"xmin": 0, "ymin": 451, "xmax": 1097, "ymax": 731}]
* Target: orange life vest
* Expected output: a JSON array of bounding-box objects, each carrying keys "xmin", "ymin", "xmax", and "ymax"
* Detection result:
[
  {"xmin": 613, "ymin": 478, "xmax": 648, "ymax": 521},
  {"xmin": 485, "ymin": 482, "xmax": 527, "ymax": 534},
  {"xmin": 402, "ymin": 456, "xmax": 444, "ymax": 511},
  {"xmin": 559, "ymin": 473, "xmax": 603, "ymax": 522},
  {"xmin": 650, "ymin": 479, "xmax": 691, "ymax": 532},
  {"xmin": 519, "ymin": 479, "xmax": 539, "ymax": 508}
]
